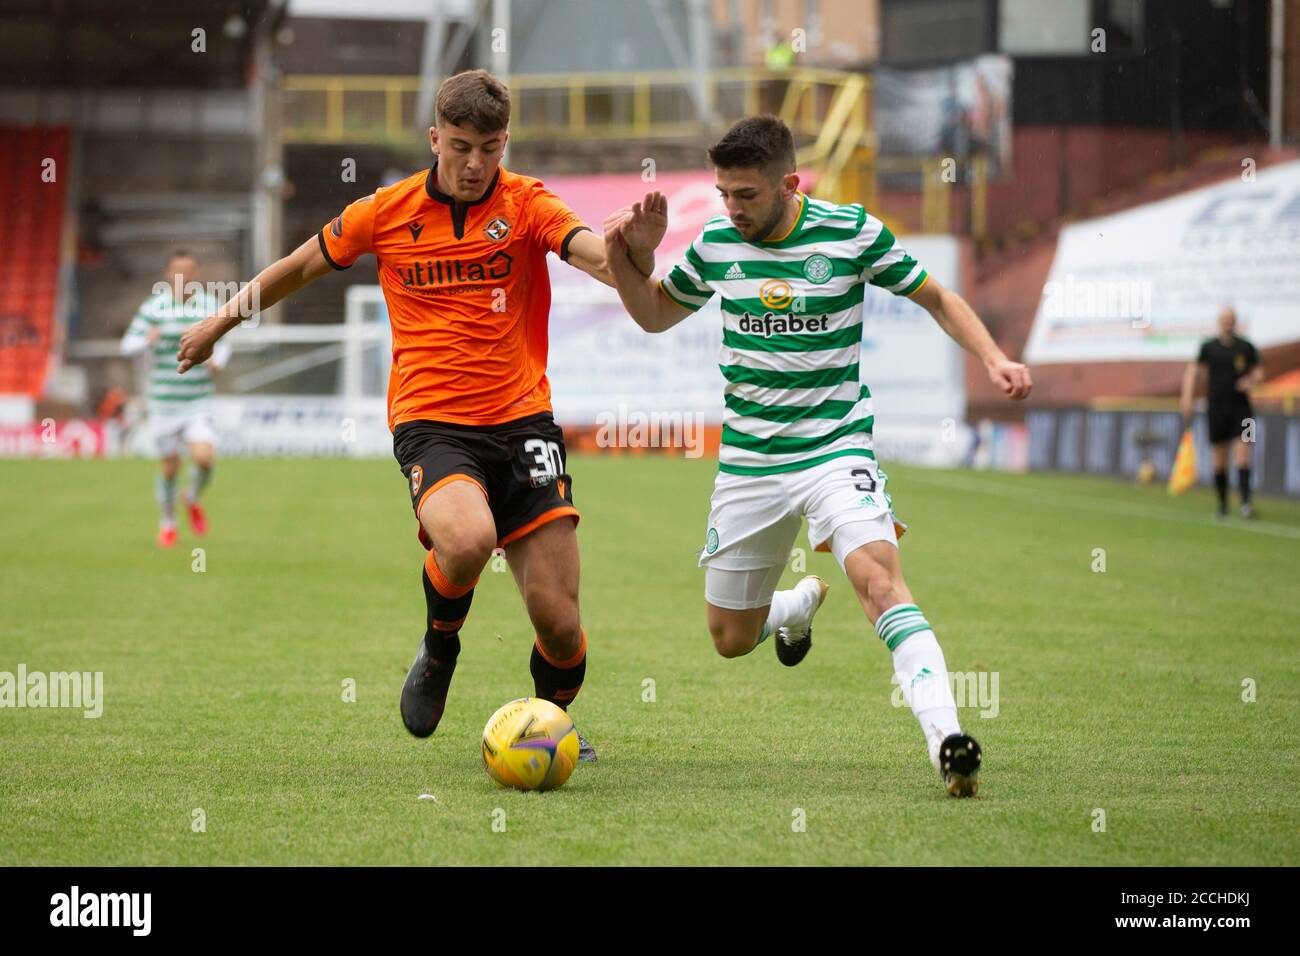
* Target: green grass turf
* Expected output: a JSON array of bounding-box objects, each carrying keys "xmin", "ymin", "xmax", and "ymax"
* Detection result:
[{"xmin": 2, "ymin": 455, "xmax": 1298, "ymax": 865}]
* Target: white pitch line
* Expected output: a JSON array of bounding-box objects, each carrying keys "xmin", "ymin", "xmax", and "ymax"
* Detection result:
[{"xmin": 904, "ymin": 470, "xmax": 1300, "ymax": 542}]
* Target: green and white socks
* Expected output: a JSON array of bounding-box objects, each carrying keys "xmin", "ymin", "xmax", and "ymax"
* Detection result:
[
  {"xmin": 155, "ymin": 473, "xmax": 177, "ymax": 529},
  {"xmin": 186, "ymin": 462, "xmax": 212, "ymax": 506},
  {"xmin": 876, "ymin": 603, "xmax": 962, "ymax": 770}
]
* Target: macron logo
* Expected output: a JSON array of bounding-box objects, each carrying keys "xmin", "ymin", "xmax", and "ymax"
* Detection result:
[
  {"xmin": 724, "ymin": 262, "xmax": 746, "ymax": 280},
  {"xmin": 50, "ymin": 886, "xmax": 151, "ymax": 937}
]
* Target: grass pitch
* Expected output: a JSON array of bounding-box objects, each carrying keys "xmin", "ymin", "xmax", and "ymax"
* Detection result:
[{"xmin": 2, "ymin": 455, "xmax": 1298, "ymax": 865}]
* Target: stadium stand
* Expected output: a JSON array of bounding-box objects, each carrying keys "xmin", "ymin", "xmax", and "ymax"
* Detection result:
[{"xmin": 0, "ymin": 126, "xmax": 68, "ymax": 397}]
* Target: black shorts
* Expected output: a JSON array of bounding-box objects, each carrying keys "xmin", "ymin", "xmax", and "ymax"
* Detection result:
[
  {"xmin": 393, "ymin": 412, "xmax": 578, "ymax": 549},
  {"xmin": 1207, "ymin": 398, "xmax": 1253, "ymax": 444}
]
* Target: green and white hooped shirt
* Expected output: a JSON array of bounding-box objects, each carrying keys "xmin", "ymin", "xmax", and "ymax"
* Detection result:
[
  {"xmin": 120, "ymin": 289, "xmax": 231, "ymax": 416},
  {"xmin": 661, "ymin": 193, "xmax": 928, "ymax": 477}
]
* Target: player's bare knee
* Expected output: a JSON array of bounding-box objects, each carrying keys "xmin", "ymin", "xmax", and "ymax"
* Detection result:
[
  {"xmin": 713, "ymin": 634, "xmax": 749, "ymax": 658},
  {"xmin": 535, "ymin": 611, "xmax": 581, "ymax": 659},
  {"xmin": 865, "ymin": 572, "xmax": 905, "ymax": 615},
  {"xmin": 436, "ymin": 529, "xmax": 495, "ymax": 584},
  {"xmin": 707, "ymin": 621, "xmax": 751, "ymax": 659},
  {"xmin": 706, "ymin": 619, "xmax": 727, "ymax": 655}
]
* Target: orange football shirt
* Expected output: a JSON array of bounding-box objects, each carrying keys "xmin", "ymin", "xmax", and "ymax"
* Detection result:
[{"xmin": 319, "ymin": 163, "xmax": 589, "ymax": 429}]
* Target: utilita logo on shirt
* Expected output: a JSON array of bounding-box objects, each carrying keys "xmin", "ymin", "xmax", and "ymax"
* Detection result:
[{"xmin": 399, "ymin": 250, "xmax": 513, "ymax": 289}]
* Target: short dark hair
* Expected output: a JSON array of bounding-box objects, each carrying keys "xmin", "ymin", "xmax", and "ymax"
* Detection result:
[
  {"xmin": 707, "ymin": 116, "xmax": 796, "ymax": 175},
  {"xmin": 167, "ymin": 249, "xmax": 195, "ymax": 261},
  {"xmin": 436, "ymin": 69, "xmax": 511, "ymax": 133}
]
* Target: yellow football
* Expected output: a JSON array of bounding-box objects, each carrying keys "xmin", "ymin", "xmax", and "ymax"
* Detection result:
[{"xmin": 481, "ymin": 697, "xmax": 580, "ymax": 792}]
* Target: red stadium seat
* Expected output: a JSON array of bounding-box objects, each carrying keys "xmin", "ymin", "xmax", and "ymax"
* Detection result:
[{"xmin": 0, "ymin": 125, "xmax": 68, "ymax": 397}]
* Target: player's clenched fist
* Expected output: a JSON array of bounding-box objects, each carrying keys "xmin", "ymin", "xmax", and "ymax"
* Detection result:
[
  {"xmin": 176, "ymin": 316, "xmax": 220, "ymax": 373},
  {"xmin": 988, "ymin": 359, "xmax": 1033, "ymax": 400}
]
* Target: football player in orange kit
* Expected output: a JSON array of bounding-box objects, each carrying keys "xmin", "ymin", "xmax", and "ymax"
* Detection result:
[{"xmin": 176, "ymin": 70, "xmax": 660, "ymax": 758}]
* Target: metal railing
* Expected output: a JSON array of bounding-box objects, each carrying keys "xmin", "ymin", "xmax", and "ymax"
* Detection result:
[
  {"xmin": 282, "ymin": 66, "xmax": 865, "ymax": 145},
  {"xmin": 279, "ymin": 67, "xmax": 988, "ymax": 236}
]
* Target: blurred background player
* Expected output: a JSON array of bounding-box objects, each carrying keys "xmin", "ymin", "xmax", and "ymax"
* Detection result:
[
  {"xmin": 606, "ymin": 117, "xmax": 1032, "ymax": 797},
  {"xmin": 175, "ymin": 70, "xmax": 650, "ymax": 756},
  {"xmin": 119, "ymin": 251, "xmax": 229, "ymax": 547},
  {"xmin": 1180, "ymin": 306, "xmax": 1264, "ymax": 518}
]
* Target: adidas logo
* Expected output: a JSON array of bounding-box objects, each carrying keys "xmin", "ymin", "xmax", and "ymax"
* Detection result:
[{"xmin": 724, "ymin": 262, "xmax": 746, "ymax": 280}]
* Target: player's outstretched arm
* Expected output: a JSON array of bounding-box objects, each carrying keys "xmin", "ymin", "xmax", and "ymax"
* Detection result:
[
  {"xmin": 605, "ymin": 231, "xmax": 690, "ymax": 333},
  {"xmin": 562, "ymin": 192, "xmax": 662, "ymax": 288},
  {"xmin": 176, "ymin": 236, "xmax": 332, "ymax": 373},
  {"xmin": 910, "ymin": 277, "xmax": 1032, "ymax": 401},
  {"xmin": 563, "ymin": 228, "xmax": 646, "ymax": 289},
  {"xmin": 604, "ymin": 193, "xmax": 690, "ymax": 334}
]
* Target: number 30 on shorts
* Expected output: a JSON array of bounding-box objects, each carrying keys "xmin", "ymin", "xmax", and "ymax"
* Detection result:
[{"xmin": 524, "ymin": 438, "xmax": 564, "ymax": 485}]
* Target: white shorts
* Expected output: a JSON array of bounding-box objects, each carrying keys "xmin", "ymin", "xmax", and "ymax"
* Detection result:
[
  {"xmin": 700, "ymin": 455, "xmax": 903, "ymax": 610},
  {"xmin": 150, "ymin": 411, "xmax": 217, "ymax": 457}
]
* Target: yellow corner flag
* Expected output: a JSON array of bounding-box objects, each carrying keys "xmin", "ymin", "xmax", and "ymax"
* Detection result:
[{"xmin": 1168, "ymin": 428, "xmax": 1197, "ymax": 496}]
